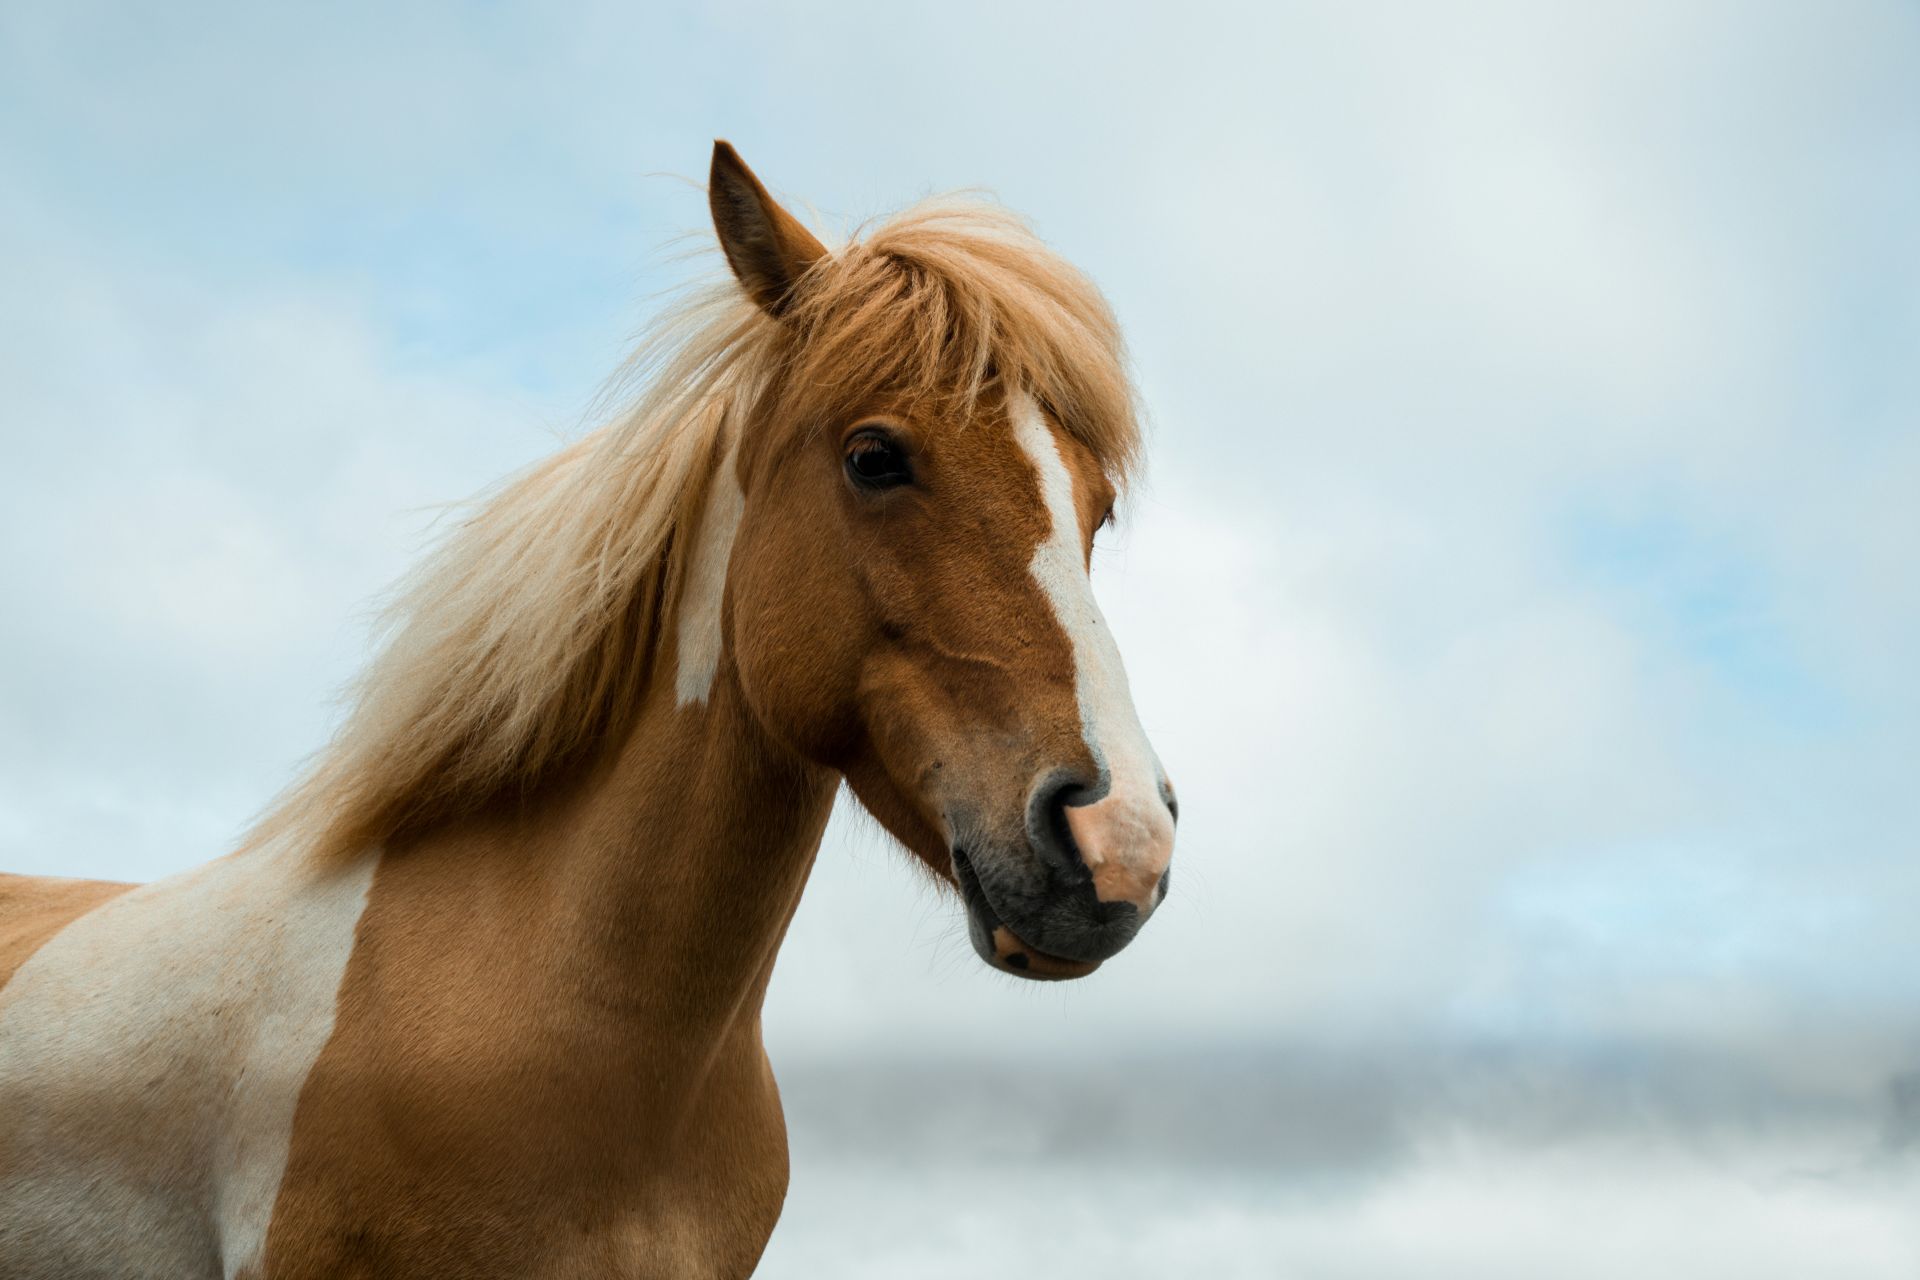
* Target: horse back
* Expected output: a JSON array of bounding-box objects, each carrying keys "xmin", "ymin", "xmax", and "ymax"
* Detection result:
[{"xmin": 0, "ymin": 872, "xmax": 136, "ymax": 988}]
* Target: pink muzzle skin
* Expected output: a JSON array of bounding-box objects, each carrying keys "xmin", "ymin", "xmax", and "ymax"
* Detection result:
[{"xmin": 1064, "ymin": 782, "xmax": 1176, "ymax": 916}]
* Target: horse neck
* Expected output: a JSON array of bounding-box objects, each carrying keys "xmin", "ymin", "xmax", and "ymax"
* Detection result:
[
  {"xmin": 379, "ymin": 650, "xmax": 837, "ymax": 1059},
  {"xmin": 561, "ymin": 658, "xmax": 837, "ymax": 1029}
]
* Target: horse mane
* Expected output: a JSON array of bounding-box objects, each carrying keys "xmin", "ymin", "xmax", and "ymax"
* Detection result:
[{"xmin": 247, "ymin": 195, "xmax": 1142, "ymax": 865}]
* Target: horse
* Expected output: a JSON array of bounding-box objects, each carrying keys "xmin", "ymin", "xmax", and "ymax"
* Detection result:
[{"xmin": 0, "ymin": 141, "xmax": 1177, "ymax": 1279}]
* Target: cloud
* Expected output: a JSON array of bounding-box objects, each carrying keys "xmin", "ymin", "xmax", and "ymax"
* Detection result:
[
  {"xmin": 760, "ymin": 1047, "xmax": 1920, "ymax": 1279},
  {"xmin": 0, "ymin": 189, "xmax": 565, "ymax": 877}
]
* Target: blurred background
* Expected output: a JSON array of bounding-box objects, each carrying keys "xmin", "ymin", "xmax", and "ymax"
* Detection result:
[{"xmin": 3, "ymin": 2, "xmax": 1917, "ymax": 1274}]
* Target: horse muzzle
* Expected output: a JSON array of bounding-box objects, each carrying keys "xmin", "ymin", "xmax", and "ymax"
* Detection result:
[{"xmin": 950, "ymin": 769, "xmax": 1175, "ymax": 981}]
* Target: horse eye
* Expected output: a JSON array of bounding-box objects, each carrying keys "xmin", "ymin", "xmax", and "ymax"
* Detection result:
[{"xmin": 844, "ymin": 429, "xmax": 913, "ymax": 490}]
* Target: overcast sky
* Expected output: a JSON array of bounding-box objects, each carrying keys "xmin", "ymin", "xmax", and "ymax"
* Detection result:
[{"xmin": 4, "ymin": 4, "xmax": 1918, "ymax": 1245}]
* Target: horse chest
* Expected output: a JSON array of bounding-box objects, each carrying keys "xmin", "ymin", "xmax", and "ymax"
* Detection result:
[{"xmin": 252, "ymin": 999, "xmax": 792, "ymax": 1278}]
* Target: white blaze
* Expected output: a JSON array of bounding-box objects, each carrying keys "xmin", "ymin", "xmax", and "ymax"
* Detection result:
[{"xmin": 1010, "ymin": 393, "xmax": 1170, "ymax": 904}]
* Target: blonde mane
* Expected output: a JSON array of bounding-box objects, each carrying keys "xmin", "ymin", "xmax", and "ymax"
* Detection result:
[{"xmin": 249, "ymin": 196, "xmax": 1142, "ymax": 864}]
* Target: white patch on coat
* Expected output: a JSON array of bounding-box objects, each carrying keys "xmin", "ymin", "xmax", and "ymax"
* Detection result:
[
  {"xmin": 0, "ymin": 846, "xmax": 377, "ymax": 1279},
  {"xmin": 675, "ymin": 437, "xmax": 745, "ymax": 706},
  {"xmin": 1011, "ymin": 393, "xmax": 1172, "ymax": 899}
]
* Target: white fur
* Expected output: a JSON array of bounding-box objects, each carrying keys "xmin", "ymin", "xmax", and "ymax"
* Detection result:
[
  {"xmin": 1010, "ymin": 393, "xmax": 1166, "ymax": 882},
  {"xmin": 675, "ymin": 438, "xmax": 745, "ymax": 706},
  {"xmin": 0, "ymin": 847, "xmax": 377, "ymax": 1278}
]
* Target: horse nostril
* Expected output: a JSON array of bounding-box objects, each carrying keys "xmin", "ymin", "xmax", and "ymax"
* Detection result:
[{"xmin": 1025, "ymin": 770, "xmax": 1094, "ymax": 877}]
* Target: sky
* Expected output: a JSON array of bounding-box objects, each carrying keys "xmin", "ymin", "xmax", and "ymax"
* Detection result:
[{"xmin": 3, "ymin": 1, "xmax": 1918, "ymax": 1272}]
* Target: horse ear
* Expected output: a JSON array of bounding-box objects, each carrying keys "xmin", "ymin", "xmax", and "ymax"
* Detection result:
[{"xmin": 709, "ymin": 141, "xmax": 828, "ymax": 319}]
